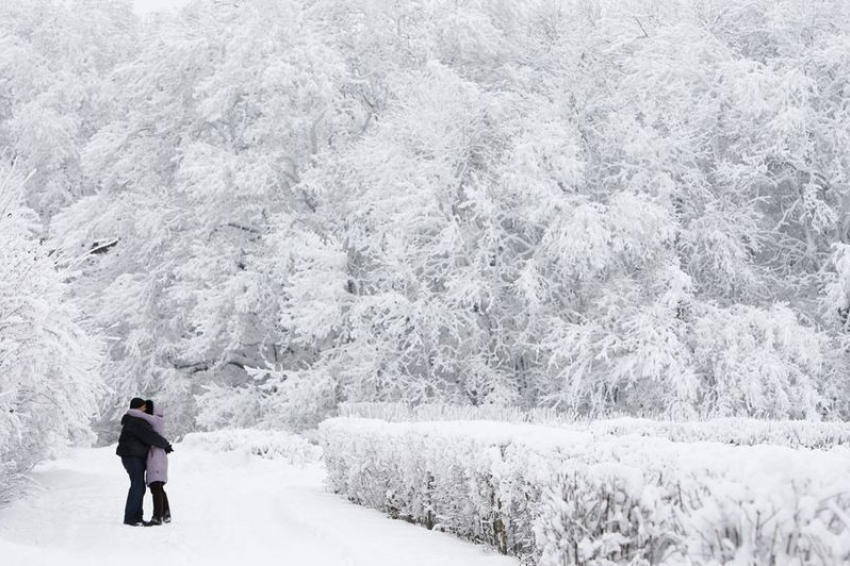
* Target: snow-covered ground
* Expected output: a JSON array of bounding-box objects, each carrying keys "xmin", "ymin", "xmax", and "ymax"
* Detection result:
[
  {"xmin": 0, "ymin": 443, "xmax": 517, "ymax": 566},
  {"xmin": 133, "ymin": 0, "xmax": 190, "ymax": 14}
]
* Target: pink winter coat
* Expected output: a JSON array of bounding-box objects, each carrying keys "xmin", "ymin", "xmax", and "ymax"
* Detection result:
[{"xmin": 127, "ymin": 407, "xmax": 169, "ymax": 485}]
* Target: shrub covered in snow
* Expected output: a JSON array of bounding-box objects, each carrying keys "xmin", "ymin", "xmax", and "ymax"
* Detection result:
[
  {"xmin": 338, "ymin": 402, "xmax": 570, "ymax": 424},
  {"xmin": 320, "ymin": 418, "xmax": 850, "ymax": 565},
  {"xmin": 339, "ymin": 402, "xmax": 850, "ymax": 449},
  {"xmin": 565, "ymin": 417, "xmax": 850, "ymax": 450},
  {"xmin": 181, "ymin": 429, "xmax": 321, "ymax": 465}
]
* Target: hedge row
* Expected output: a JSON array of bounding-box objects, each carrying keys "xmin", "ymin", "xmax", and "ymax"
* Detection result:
[
  {"xmin": 320, "ymin": 418, "xmax": 850, "ymax": 565},
  {"xmin": 182, "ymin": 429, "xmax": 321, "ymax": 464},
  {"xmin": 337, "ymin": 402, "xmax": 850, "ymax": 449}
]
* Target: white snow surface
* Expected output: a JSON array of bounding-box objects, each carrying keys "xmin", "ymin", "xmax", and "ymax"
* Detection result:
[
  {"xmin": 133, "ymin": 0, "xmax": 190, "ymax": 14},
  {"xmin": 0, "ymin": 442, "xmax": 517, "ymax": 566}
]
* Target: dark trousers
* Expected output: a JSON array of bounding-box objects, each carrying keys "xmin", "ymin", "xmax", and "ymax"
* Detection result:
[
  {"xmin": 121, "ymin": 456, "xmax": 147, "ymax": 524},
  {"xmin": 149, "ymin": 481, "xmax": 171, "ymax": 520}
]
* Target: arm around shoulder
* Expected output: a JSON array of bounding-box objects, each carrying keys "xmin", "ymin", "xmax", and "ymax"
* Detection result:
[{"xmin": 132, "ymin": 418, "xmax": 172, "ymax": 450}]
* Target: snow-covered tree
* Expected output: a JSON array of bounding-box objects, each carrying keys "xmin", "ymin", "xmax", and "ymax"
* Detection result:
[
  {"xmin": 52, "ymin": 0, "xmax": 357, "ymax": 433},
  {"xmin": 0, "ymin": 0, "xmax": 136, "ymax": 219},
  {"xmin": 0, "ymin": 166, "xmax": 104, "ymax": 502},
  {"xmin": 39, "ymin": 0, "xmax": 850, "ymax": 428}
]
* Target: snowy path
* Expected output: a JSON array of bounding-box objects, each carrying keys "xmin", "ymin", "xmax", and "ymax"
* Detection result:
[{"xmin": 0, "ymin": 445, "xmax": 518, "ymax": 566}]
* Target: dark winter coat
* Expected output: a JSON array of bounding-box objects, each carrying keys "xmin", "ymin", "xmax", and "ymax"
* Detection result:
[
  {"xmin": 116, "ymin": 412, "xmax": 172, "ymax": 459},
  {"xmin": 126, "ymin": 408, "xmax": 169, "ymax": 484}
]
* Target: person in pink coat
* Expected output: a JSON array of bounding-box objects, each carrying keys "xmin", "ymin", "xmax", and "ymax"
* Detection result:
[{"xmin": 127, "ymin": 400, "xmax": 172, "ymax": 525}]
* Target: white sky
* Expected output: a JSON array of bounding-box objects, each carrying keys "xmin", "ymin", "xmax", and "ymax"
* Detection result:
[{"xmin": 133, "ymin": 0, "xmax": 191, "ymax": 14}]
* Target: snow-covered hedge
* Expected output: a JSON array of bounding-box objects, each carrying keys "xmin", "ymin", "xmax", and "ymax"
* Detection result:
[
  {"xmin": 566, "ymin": 417, "xmax": 850, "ymax": 450},
  {"xmin": 338, "ymin": 402, "xmax": 567, "ymax": 424},
  {"xmin": 320, "ymin": 418, "xmax": 850, "ymax": 565},
  {"xmin": 181, "ymin": 429, "xmax": 320, "ymax": 465},
  {"xmin": 338, "ymin": 403, "xmax": 850, "ymax": 449}
]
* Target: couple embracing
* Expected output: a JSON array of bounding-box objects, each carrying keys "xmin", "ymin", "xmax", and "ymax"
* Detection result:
[{"xmin": 116, "ymin": 397, "xmax": 174, "ymax": 527}]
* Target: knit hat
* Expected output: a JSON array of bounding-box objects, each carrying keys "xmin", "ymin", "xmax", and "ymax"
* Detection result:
[{"xmin": 129, "ymin": 397, "xmax": 146, "ymax": 409}]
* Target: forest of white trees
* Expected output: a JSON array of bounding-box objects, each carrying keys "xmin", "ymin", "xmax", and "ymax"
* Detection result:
[{"xmin": 4, "ymin": 0, "xmax": 850, "ymax": 460}]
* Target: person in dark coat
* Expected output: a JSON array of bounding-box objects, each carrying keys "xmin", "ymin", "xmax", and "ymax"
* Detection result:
[
  {"xmin": 116, "ymin": 397, "xmax": 173, "ymax": 526},
  {"xmin": 125, "ymin": 399, "xmax": 172, "ymax": 525}
]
